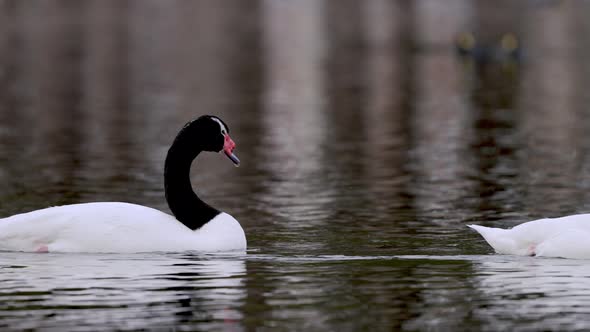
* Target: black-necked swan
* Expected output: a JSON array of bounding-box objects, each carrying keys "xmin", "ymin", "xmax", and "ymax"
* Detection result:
[
  {"xmin": 469, "ymin": 214, "xmax": 590, "ymax": 259},
  {"xmin": 0, "ymin": 115, "xmax": 246, "ymax": 253}
]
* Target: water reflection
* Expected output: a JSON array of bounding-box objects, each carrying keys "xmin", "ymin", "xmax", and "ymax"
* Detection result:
[
  {"xmin": 260, "ymin": 0, "xmax": 331, "ymax": 253},
  {"xmin": 0, "ymin": 253, "xmax": 246, "ymax": 331},
  {"xmin": 412, "ymin": 0, "xmax": 471, "ymax": 222},
  {"xmin": 7, "ymin": 254, "xmax": 590, "ymax": 331},
  {"xmin": 519, "ymin": 2, "xmax": 581, "ymax": 217},
  {"xmin": 473, "ymin": 256, "xmax": 590, "ymax": 330}
]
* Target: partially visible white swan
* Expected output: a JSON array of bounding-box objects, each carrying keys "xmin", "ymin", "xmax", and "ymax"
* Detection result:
[
  {"xmin": 469, "ymin": 214, "xmax": 590, "ymax": 259},
  {"xmin": 0, "ymin": 115, "xmax": 246, "ymax": 253}
]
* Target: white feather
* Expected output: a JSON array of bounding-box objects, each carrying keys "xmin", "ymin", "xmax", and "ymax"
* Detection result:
[{"xmin": 0, "ymin": 202, "xmax": 246, "ymax": 253}]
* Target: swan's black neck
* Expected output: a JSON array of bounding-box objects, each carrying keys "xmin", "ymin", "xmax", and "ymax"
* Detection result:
[{"xmin": 164, "ymin": 121, "xmax": 221, "ymax": 230}]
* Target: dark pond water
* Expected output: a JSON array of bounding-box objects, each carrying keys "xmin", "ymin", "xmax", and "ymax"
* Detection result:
[{"xmin": 2, "ymin": 0, "xmax": 590, "ymax": 330}]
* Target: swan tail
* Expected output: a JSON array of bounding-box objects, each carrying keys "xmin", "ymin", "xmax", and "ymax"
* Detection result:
[
  {"xmin": 468, "ymin": 224, "xmax": 519, "ymax": 255},
  {"xmin": 467, "ymin": 224, "xmax": 496, "ymax": 236}
]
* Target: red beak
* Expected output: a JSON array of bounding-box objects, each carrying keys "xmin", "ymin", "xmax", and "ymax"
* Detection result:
[{"xmin": 223, "ymin": 134, "xmax": 240, "ymax": 166}]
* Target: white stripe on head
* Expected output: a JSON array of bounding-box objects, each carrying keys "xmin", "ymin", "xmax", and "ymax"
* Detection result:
[{"xmin": 211, "ymin": 117, "xmax": 228, "ymax": 135}]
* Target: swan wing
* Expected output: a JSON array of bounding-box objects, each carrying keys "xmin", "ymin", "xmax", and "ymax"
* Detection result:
[
  {"xmin": 535, "ymin": 229, "xmax": 590, "ymax": 259},
  {"xmin": 0, "ymin": 202, "xmax": 189, "ymax": 252}
]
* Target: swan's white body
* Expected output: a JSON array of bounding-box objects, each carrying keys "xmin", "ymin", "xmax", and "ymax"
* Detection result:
[
  {"xmin": 469, "ymin": 214, "xmax": 590, "ymax": 259},
  {"xmin": 0, "ymin": 202, "xmax": 246, "ymax": 253}
]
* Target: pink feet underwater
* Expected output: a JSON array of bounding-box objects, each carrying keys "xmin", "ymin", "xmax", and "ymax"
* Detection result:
[{"xmin": 35, "ymin": 245, "xmax": 49, "ymax": 253}]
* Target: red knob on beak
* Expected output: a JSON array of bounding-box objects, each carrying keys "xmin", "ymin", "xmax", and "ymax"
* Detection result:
[{"xmin": 223, "ymin": 134, "xmax": 240, "ymax": 166}]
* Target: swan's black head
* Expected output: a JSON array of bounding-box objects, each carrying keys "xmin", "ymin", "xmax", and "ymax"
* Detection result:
[{"xmin": 179, "ymin": 115, "xmax": 240, "ymax": 166}]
